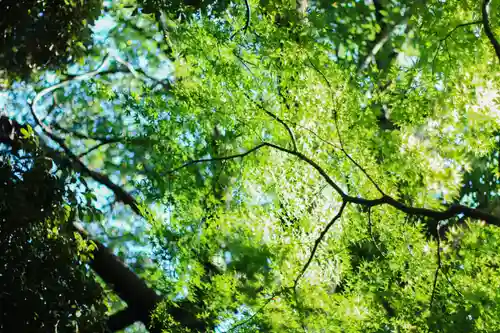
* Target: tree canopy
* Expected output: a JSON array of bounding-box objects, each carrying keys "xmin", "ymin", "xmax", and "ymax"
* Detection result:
[{"xmin": 1, "ymin": 0, "xmax": 500, "ymax": 332}]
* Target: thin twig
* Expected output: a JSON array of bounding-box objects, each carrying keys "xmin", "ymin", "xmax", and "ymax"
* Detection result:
[
  {"xmin": 340, "ymin": 145, "xmax": 385, "ymax": 195},
  {"xmin": 432, "ymin": 20, "xmax": 481, "ymax": 72},
  {"xmin": 274, "ymin": 74, "xmax": 299, "ymax": 151},
  {"xmin": 77, "ymin": 139, "xmax": 121, "ymax": 158},
  {"xmin": 113, "ymin": 54, "xmax": 172, "ymax": 90},
  {"xmin": 253, "ymin": 98, "xmax": 298, "ymax": 151},
  {"xmin": 441, "ymin": 21, "xmax": 482, "ymax": 43},
  {"xmin": 225, "ymin": 290, "xmax": 284, "ymax": 332},
  {"xmin": 77, "ymin": 137, "xmax": 153, "ymax": 158},
  {"xmin": 294, "ymin": 123, "xmax": 340, "ymax": 150},
  {"xmin": 167, "ymin": 143, "xmax": 268, "ymax": 174},
  {"xmin": 294, "ymin": 201, "xmax": 347, "ymax": 288},
  {"xmin": 31, "ymin": 55, "xmax": 113, "ymax": 109},
  {"xmin": 428, "ymin": 224, "xmax": 442, "ymax": 323},
  {"xmin": 308, "ymin": 58, "xmax": 386, "ymax": 196},
  {"xmin": 482, "ymin": 0, "xmax": 500, "ymax": 62},
  {"xmin": 444, "ymin": 271, "xmax": 463, "ymax": 298},
  {"xmin": 52, "ymin": 123, "xmax": 115, "ymax": 142},
  {"xmin": 239, "ymin": 75, "xmax": 297, "ymax": 151},
  {"xmin": 230, "ymin": 0, "xmax": 251, "ymax": 40}
]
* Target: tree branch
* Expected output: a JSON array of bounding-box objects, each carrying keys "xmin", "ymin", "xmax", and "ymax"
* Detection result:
[
  {"xmin": 53, "ymin": 123, "xmax": 123, "ymax": 142},
  {"xmin": 308, "ymin": 58, "xmax": 386, "ymax": 195},
  {"xmin": 26, "ymin": 55, "xmax": 171, "ymax": 217},
  {"xmin": 77, "ymin": 139, "xmax": 122, "ymax": 158},
  {"xmin": 428, "ymin": 224, "xmax": 442, "ymax": 325},
  {"xmin": 29, "ymin": 107, "xmax": 144, "ymax": 217},
  {"xmin": 32, "ymin": 55, "xmax": 113, "ymax": 108},
  {"xmin": 274, "ymin": 75, "xmax": 299, "ymax": 151},
  {"xmin": 169, "ymin": 142, "xmax": 500, "ymax": 227},
  {"xmin": 77, "ymin": 137, "xmax": 153, "ymax": 158},
  {"xmin": 225, "ymin": 290, "xmax": 283, "ymax": 332},
  {"xmin": 167, "ymin": 143, "xmax": 269, "ymax": 174},
  {"xmin": 482, "ymin": 0, "xmax": 500, "ymax": 62},
  {"xmin": 72, "ymin": 223, "xmax": 162, "ymax": 333},
  {"xmin": 253, "ymin": 98, "xmax": 298, "ymax": 152},
  {"xmin": 230, "ymin": 0, "xmax": 251, "ymax": 40},
  {"xmin": 432, "ymin": 20, "xmax": 482, "ymax": 71},
  {"xmin": 106, "ymin": 307, "xmax": 141, "ymax": 332},
  {"xmin": 113, "ymin": 54, "xmax": 172, "ymax": 90},
  {"xmin": 163, "ymin": 138, "xmax": 500, "ymax": 302},
  {"xmin": 294, "ymin": 201, "xmax": 347, "ymax": 288}
]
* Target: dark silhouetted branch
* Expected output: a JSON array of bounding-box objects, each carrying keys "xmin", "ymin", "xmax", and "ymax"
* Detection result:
[
  {"xmin": 428, "ymin": 224, "xmax": 442, "ymax": 325},
  {"xmin": 107, "ymin": 307, "xmax": 140, "ymax": 332},
  {"xmin": 230, "ymin": 0, "xmax": 251, "ymax": 40},
  {"xmin": 30, "ymin": 104, "xmax": 143, "ymax": 216},
  {"xmin": 482, "ymin": 0, "xmax": 500, "ymax": 62},
  {"xmin": 252, "ymin": 98, "xmax": 298, "ymax": 151},
  {"xmin": 294, "ymin": 201, "xmax": 347, "ymax": 288},
  {"xmin": 27, "ymin": 56, "xmax": 165, "ymax": 217},
  {"xmin": 167, "ymin": 143, "xmax": 269, "ymax": 174},
  {"xmin": 170, "ymin": 142, "xmax": 500, "ymax": 227},
  {"xmin": 432, "ymin": 20, "xmax": 482, "ymax": 71},
  {"xmin": 72, "ymin": 223, "xmax": 162, "ymax": 333}
]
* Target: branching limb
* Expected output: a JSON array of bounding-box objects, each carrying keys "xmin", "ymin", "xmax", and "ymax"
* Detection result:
[
  {"xmin": 169, "ymin": 141, "xmax": 500, "ymax": 225},
  {"xmin": 352, "ymin": 195, "xmax": 500, "ymax": 226},
  {"xmin": 164, "ymin": 138, "xmax": 500, "ymax": 299},
  {"xmin": 26, "ymin": 55, "xmax": 171, "ymax": 217},
  {"xmin": 482, "ymin": 0, "xmax": 500, "ymax": 62}
]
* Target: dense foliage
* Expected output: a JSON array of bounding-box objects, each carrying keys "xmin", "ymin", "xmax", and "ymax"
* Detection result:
[
  {"xmin": 0, "ymin": 0, "xmax": 102, "ymax": 82},
  {"xmin": 1, "ymin": 0, "xmax": 500, "ymax": 332},
  {"xmin": 0, "ymin": 130, "xmax": 107, "ymax": 332}
]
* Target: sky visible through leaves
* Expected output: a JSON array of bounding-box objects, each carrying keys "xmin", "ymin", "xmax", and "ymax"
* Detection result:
[{"xmin": 2, "ymin": 0, "xmax": 500, "ymax": 332}]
